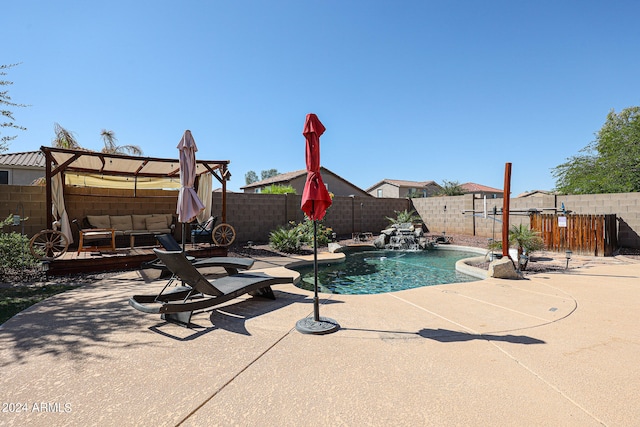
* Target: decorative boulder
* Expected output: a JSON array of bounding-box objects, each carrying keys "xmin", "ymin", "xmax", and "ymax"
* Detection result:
[
  {"xmin": 488, "ymin": 257, "xmax": 523, "ymax": 280},
  {"xmin": 418, "ymin": 237, "xmax": 432, "ymax": 249},
  {"xmin": 328, "ymin": 242, "xmax": 343, "ymax": 253},
  {"xmin": 373, "ymin": 234, "xmax": 386, "ymax": 248},
  {"xmin": 381, "ymin": 228, "xmax": 395, "ymax": 237}
]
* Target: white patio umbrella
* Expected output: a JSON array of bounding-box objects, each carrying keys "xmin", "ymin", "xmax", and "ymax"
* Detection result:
[
  {"xmin": 51, "ymin": 173, "xmax": 73, "ymax": 244},
  {"xmin": 176, "ymin": 130, "xmax": 205, "ymax": 250}
]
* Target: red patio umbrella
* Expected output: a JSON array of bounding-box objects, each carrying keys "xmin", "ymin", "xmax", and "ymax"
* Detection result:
[
  {"xmin": 296, "ymin": 113, "xmax": 339, "ymax": 335},
  {"xmin": 301, "ymin": 114, "xmax": 332, "ymax": 221}
]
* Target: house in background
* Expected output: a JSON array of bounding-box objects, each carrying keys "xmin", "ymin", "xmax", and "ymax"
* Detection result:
[
  {"xmin": 240, "ymin": 167, "xmax": 370, "ymax": 197},
  {"xmin": 0, "ymin": 151, "xmax": 45, "ymax": 185},
  {"xmin": 459, "ymin": 182, "xmax": 503, "ymax": 198},
  {"xmin": 516, "ymin": 189, "xmax": 554, "ymax": 198},
  {"xmin": 366, "ymin": 179, "xmax": 442, "ymax": 198}
]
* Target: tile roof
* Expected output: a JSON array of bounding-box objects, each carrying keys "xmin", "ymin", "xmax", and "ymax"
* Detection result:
[
  {"xmin": 365, "ymin": 179, "xmax": 439, "ymax": 192},
  {"xmin": 459, "ymin": 182, "xmax": 502, "ymax": 193},
  {"xmin": 0, "ymin": 151, "xmax": 45, "ymax": 168},
  {"xmin": 516, "ymin": 189, "xmax": 554, "ymax": 198},
  {"xmin": 241, "ymin": 169, "xmax": 307, "ymax": 188}
]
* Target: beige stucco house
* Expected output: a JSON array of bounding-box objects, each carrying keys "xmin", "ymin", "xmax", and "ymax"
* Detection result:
[
  {"xmin": 459, "ymin": 182, "xmax": 503, "ymax": 198},
  {"xmin": 0, "ymin": 151, "xmax": 45, "ymax": 185},
  {"xmin": 366, "ymin": 179, "xmax": 442, "ymax": 198},
  {"xmin": 241, "ymin": 167, "xmax": 370, "ymax": 197}
]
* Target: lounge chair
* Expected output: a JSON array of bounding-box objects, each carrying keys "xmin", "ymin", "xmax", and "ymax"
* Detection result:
[
  {"xmin": 129, "ymin": 249, "xmax": 292, "ymax": 326},
  {"xmin": 142, "ymin": 234, "xmax": 254, "ymax": 275}
]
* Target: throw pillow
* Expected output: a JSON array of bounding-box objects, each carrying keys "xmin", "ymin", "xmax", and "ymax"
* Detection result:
[
  {"xmin": 146, "ymin": 216, "xmax": 168, "ymax": 231},
  {"xmin": 87, "ymin": 215, "xmax": 111, "ymax": 229}
]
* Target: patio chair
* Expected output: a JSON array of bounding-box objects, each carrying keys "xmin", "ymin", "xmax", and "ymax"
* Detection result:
[
  {"xmin": 72, "ymin": 219, "xmax": 116, "ymax": 253},
  {"xmin": 190, "ymin": 215, "xmax": 217, "ymax": 246},
  {"xmin": 142, "ymin": 234, "xmax": 255, "ymax": 276},
  {"xmin": 129, "ymin": 249, "xmax": 292, "ymax": 327}
]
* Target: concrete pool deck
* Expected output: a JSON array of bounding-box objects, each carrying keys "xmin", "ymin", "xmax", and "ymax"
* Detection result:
[{"xmin": 0, "ymin": 250, "xmax": 639, "ymax": 426}]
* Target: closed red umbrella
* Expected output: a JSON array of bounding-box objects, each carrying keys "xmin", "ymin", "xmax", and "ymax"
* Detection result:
[
  {"xmin": 296, "ymin": 114, "xmax": 339, "ymax": 335},
  {"xmin": 301, "ymin": 114, "xmax": 332, "ymax": 220}
]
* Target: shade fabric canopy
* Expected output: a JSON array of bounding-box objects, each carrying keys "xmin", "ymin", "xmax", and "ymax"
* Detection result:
[
  {"xmin": 176, "ymin": 130, "xmax": 205, "ymax": 224},
  {"xmin": 301, "ymin": 114, "xmax": 332, "ymax": 221},
  {"xmin": 41, "ymin": 146, "xmax": 229, "ymax": 187}
]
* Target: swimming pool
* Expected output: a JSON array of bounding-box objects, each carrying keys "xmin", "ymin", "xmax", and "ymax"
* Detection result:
[{"xmin": 293, "ymin": 249, "xmax": 479, "ymax": 295}]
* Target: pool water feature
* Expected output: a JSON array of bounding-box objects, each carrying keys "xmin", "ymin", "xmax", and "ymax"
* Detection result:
[{"xmin": 293, "ymin": 249, "xmax": 478, "ymax": 295}]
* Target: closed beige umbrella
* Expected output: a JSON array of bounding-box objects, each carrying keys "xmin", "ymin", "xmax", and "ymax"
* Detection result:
[{"xmin": 176, "ymin": 130, "xmax": 205, "ymax": 250}]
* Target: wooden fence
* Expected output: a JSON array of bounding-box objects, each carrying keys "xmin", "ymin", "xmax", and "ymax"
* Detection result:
[{"xmin": 530, "ymin": 213, "xmax": 617, "ymax": 257}]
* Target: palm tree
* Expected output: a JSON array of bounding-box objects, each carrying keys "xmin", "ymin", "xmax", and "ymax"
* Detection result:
[
  {"xmin": 100, "ymin": 129, "xmax": 143, "ymax": 156},
  {"xmin": 52, "ymin": 123, "xmax": 81, "ymax": 149},
  {"xmin": 437, "ymin": 180, "xmax": 465, "ymax": 196},
  {"xmin": 509, "ymin": 224, "xmax": 544, "ymax": 257}
]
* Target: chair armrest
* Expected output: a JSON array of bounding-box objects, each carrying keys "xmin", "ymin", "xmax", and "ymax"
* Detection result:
[{"xmin": 84, "ymin": 228, "xmax": 114, "ymax": 232}]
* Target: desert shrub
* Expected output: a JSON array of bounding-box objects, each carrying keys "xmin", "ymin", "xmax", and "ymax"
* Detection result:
[
  {"xmin": 261, "ymin": 185, "xmax": 297, "ymax": 194},
  {"xmin": 295, "ymin": 218, "xmax": 333, "ymax": 247},
  {"xmin": 269, "ymin": 226, "xmax": 302, "ymax": 253},
  {"xmin": 0, "ymin": 216, "xmax": 42, "ymax": 282}
]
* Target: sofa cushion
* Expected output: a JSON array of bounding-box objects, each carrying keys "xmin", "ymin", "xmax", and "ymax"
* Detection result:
[
  {"xmin": 146, "ymin": 216, "xmax": 168, "ymax": 231},
  {"xmin": 153, "ymin": 213, "xmax": 174, "ymax": 228},
  {"xmin": 132, "ymin": 214, "xmax": 153, "ymax": 230},
  {"xmin": 110, "ymin": 215, "xmax": 133, "ymax": 231},
  {"xmin": 87, "ymin": 215, "xmax": 111, "ymax": 229}
]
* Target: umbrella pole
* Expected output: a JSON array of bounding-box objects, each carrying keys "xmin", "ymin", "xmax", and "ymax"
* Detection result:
[
  {"xmin": 295, "ymin": 215, "xmax": 339, "ymax": 335},
  {"xmin": 313, "ymin": 220, "xmax": 320, "ymax": 321},
  {"xmin": 181, "ymin": 223, "xmax": 186, "ymax": 252}
]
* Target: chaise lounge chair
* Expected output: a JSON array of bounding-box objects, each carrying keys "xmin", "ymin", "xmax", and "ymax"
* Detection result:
[
  {"xmin": 129, "ymin": 249, "xmax": 292, "ymax": 327},
  {"xmin": 142, "ymin": 234, "xmax": 255, "ymax": 276}
]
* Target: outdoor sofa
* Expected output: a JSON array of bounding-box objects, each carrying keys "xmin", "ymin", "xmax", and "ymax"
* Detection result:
[{"xmin": 79, "ymin": 214, "xmax": 176, "ymax": 249}]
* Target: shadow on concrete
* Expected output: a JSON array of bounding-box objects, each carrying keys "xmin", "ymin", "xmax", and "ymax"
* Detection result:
[
  {"xmin": 208, "ymin": 291, "xmax": 343, "ymax": 336},
  {"xmin": 0, "ymin": 278, "xmax": 160, "ymax": 368},
  {"xmin": 339, "ymin": 327, "xmax": 545, "ymax": 345},
  {"xmin": 142, "ymin": 290, "xmax": 344, "ymax": 339},
  {"xmin": 418, "ymin": 328, "xmax": 546, "ymax": 344}
]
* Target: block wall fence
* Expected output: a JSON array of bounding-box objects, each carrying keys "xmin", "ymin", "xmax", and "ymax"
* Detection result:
[
  {"xmin": 411, "ymin": 193, "xmax": 640, "ymax": 248},
  {"xmin": 2, "ymin": 185, "xmax": 639, "ymax": 249}
]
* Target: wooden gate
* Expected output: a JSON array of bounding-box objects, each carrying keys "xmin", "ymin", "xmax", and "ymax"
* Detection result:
[{"xmin": 529, "ymin": 213, "xmax": 617, "ymax": 257}]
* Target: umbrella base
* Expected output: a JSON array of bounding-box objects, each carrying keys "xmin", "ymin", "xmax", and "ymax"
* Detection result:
[{"xmin": 295, "ymin": 316, "xmax": 340, "ymax": 335}]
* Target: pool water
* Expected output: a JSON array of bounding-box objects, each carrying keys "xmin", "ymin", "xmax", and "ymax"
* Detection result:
[{"xmin": 293, "ymin": 249, "xmax": 479, "ymax": 295}]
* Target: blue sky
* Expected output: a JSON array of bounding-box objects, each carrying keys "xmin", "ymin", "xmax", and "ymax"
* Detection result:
[{"xmin": 3, "ymin": 1, "xmax": 639, "ymax": 195}]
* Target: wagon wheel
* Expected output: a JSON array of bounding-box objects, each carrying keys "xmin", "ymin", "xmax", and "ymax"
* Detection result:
[
  {"xmin": 212, "ymin": 223, "xmax": 236, "ymax": 247},
  {"xmin": 29, "ymin": 230, "xmax": 69, "ymax": 260}
]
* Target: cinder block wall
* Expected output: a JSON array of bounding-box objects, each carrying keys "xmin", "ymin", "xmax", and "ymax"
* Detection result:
[
  {"xmin": 411, "ymin": 193, "xmax": 640, "ymax": 248},
  {"xmin": 3, "ymin": 185, "xmax": 640, "ymax": 249},
  {"xmin": 0, "ymin": 185, "xmax": 47, "ymax": 237},
  {"xmin": 558, "ymin": 193, "xmax": 640, "ymax": 248},
  {"xmin": 411, "ymin": 195, "xmax": 474, "ymax": 235},
  {"xmin": 213, "ymin": 192, "xmax": 409, "ymax": 242}
]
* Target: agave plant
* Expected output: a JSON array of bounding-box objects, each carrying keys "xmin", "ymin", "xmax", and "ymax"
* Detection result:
[
  {"xmin": 386, "ymin": 209, "xmax": 422, "ymax": 226},
  {"xmin": 268, "ymin": 226, "xmax": 302, "ymax": 253}
]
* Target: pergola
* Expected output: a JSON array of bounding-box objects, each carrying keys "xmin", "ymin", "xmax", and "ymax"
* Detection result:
[{"xmin": 40, "ymin": 146, "xmax": 231, "ymax": 230}]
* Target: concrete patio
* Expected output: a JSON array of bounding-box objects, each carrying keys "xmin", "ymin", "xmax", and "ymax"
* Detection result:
[{"xmin": 0, "ymin": 250, "xmax": 639, "ymax": 426}]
